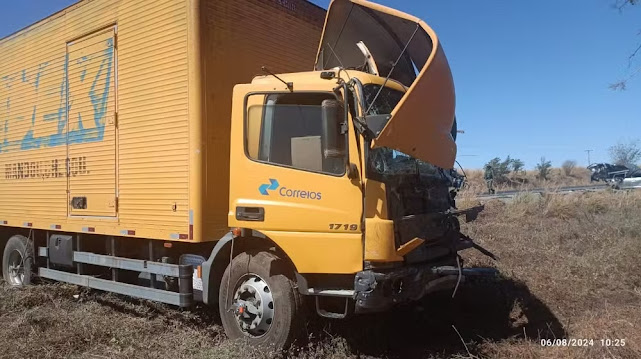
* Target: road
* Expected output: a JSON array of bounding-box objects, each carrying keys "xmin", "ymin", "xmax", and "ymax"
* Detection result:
[{"xmin": 476, "ymin": 184, "xmax": 609, "ymax": 201}]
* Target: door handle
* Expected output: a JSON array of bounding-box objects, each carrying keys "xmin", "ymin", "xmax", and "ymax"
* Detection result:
[{"xmin": 236, "ymin": 207, "xmax": 265, "ymax": 222}]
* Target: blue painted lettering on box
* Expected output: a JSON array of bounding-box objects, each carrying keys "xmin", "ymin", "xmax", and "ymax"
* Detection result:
[{"xmin": 0, "ymin": 38, "xmax": 113, "ymax": 153}]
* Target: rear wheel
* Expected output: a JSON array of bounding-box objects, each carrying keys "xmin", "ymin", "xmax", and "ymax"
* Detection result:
[
  {"xmin": 219, "ymin": 250, "xmax": 304, "ymax": 349},
  {"xmin": 2, "ymin": 235, "xmax": 34, "ymax": 286}
]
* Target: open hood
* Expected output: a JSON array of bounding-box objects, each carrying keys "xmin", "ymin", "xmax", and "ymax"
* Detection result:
[{"xmin": 315, "ymin": 0, "xmax": 456, "ymax": 169}]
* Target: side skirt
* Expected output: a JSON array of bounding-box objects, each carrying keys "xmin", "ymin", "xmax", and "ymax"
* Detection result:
[{"xmin": 38, "ymin": 247, "xmax": 193, "ymax": 307}]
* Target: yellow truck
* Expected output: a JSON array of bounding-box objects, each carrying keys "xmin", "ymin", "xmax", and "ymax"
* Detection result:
[{"xmin": 0, "ymin": 0, "xmax": 494, "ymax": 348}]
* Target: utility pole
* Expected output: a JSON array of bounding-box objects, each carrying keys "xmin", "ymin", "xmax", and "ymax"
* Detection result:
[{"xmin": 585, "ymin": 149, "xmax": 593, "ymax": 165}]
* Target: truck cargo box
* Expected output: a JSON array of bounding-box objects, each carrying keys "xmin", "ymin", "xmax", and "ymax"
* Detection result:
[{"xmin": 0, "ymin": 0, "xmax": 325, "ymax": 242}]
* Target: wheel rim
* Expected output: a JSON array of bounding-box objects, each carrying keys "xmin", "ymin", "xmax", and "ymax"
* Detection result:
[
  {"xmin": 7, "ymin": 249, "xmax": 25, "ymax": 286},
  {"xmin": 231, "ymin": 273, "xmax": 275, "ymax": 338}
]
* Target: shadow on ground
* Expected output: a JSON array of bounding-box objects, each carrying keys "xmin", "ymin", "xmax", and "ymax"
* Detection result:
[
  {"xmin": 62, "ymin": 276, "xmax": 563, "ymax": 358},
  {"xmin": 90, "ymin": 289, "xmax": 222, "ymax": 328},
  {"xmin": 307, "ymin": 277, "xmax": 565, "ymax": 358}
]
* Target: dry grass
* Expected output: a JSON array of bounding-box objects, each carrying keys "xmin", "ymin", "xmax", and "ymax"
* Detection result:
[
  {"xmin": 461, "ymin": 190, "xmax": 641, "ymax": 358},
  {"xmin": 1, "ymin": 190, "xmax": 640, "ymax": 358}
]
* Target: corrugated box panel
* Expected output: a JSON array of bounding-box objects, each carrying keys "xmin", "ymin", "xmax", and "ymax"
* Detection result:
[
  {"xmin": 117, "ymin": 0, "xmax": 189, "ymax": 230},
  {"xmin": 0, "ymin": 0, "xmax": 190, "ymax": 238},
  {"xmin": 201, "ymin": 0, "xmax": 326, "ymax": 240}
]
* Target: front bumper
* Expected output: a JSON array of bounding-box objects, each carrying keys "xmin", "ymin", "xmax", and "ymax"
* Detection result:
[{"xmin": 353, "ymin": 263, "xmax": 497, "ymax": 314}]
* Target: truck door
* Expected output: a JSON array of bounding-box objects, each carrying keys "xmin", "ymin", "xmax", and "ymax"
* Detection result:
[
  {"xmin": 66, "ymin": 27, "xmax": 117, "ymax": 217},
  {"xmin": 230, "ymin": 89, "xmax": 364, "ymax": 236}
]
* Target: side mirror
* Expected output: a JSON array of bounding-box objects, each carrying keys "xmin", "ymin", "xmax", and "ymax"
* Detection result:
[
  {"xmin": 451, "ymin": 116, "xmax": 458, "ymax": 142},
  {"xmin": 321, "ymin": 99, "xmax": 346, "ymax": 159}
]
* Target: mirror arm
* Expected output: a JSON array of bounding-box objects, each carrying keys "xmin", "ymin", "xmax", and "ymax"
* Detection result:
[
  {"xmin": 342, "ymin": 81, "xmax": 375, "ymax": 141},
  {"xmin": 337, "ymin": 81, "xmax": 366, "ymax": 181},
  {"xmin": 353, "ymin": 116, "xmax": 375, "ymax": 142},
  {"xmin": 340, "ymin": 82, "xmax": 349, "ymax": 136}
]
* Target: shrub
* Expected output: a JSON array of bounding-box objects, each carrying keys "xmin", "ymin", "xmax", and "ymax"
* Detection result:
[
  {"xmin": 510, "ymin": 159, "xmax": 525, "ymax": 175},
  {"xmin": 561, "ymin": 160, "xmax": 576, "ymax": 176},
  {"xmin": 484, "ymin": 156, "xmax": 525, "ymax": 184},
  {"xmin": 536, "ymin": 157, "xmax": 552, "ymax": 180}
]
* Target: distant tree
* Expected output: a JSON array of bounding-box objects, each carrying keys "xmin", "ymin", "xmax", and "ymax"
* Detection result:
[
  {"xmin": 484, "ymin": 156, "xmax": 525, "ymax": 183},
  {"xmin": 609, "ymin": 140, "xmax": 641, "ymax": 168},
  {"xmin": 510, "ymin": 158, "xmax": 525, "ymax": 174},
  {"xmin": 610, "ymin": 0, "xmax": 640, "ymax": 90},
  {"xmin": 615, "ymin": 0, "xmax": 638, "ymax": 9},
  {"xmin": 536, "ymin": 157, "xmax": 552, "ymax": 180},
  {"xmin": 561, "ymin": 160, "xmax": 577, "ymax": 176},
  {"xmin": 485, "ymin": 157, "xmax": 508, "ymax": 183}
]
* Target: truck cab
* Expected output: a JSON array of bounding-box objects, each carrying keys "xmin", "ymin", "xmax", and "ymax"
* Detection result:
[{"xmin": 213, "ymin": 0, "xmax": 492, "ymax": 347}]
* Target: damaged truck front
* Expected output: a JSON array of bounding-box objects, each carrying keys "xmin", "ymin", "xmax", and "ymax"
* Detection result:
[
  {"xmin": 312, "ymin": 0, "xmax": 497, "ymax": 313},
  {"xmin": 220, "ymin": 0, "xmax": 497, "ymax": 346}
]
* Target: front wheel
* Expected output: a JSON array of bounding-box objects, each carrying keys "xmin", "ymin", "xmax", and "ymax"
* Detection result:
[{"xmin": 219, "ymin": 250, "xmax": 304, "ymax": 349}]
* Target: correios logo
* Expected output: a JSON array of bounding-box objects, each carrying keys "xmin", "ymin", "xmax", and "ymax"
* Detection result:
[
  {"xmin": 258, "ymin": 178, "xmax": 322, "ymax": 200},
  {"xmin": 258, "ymin": 179, "xmax": 279, "ymax": 195}
]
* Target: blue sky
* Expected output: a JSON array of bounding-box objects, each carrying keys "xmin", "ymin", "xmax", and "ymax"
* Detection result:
[{"xmin": 2, "ymin": 0, "xmax": 639, "ymax": 169}]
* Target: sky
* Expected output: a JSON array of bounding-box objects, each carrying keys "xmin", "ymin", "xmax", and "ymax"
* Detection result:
[{"xmin": 1, "ymin": 0, "xmax": 639, "ymax": 169}]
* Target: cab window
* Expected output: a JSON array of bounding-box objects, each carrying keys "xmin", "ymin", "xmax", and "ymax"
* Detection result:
[{"xmin": 245, "ymin": 93, "xmax": 346, "ymax": 175}]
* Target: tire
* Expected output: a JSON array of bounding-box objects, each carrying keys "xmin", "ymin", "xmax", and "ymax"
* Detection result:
[
  {"xmin": 219, "ymin": 250, "xmax": 304, "ymax": 349},
  {"xmin": 2, "ymin": 235, "xmax": 34, "ymax": 286}
]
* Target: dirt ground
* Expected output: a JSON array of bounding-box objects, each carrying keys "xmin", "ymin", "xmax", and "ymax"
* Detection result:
[{"xmin": 1, "ymin": 190, "xmax": 640, "ymax": 359}]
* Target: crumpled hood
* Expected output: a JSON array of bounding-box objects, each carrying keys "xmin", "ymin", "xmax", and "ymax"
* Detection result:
[{"xmin": 315, "ymin": 0, "xmax": 457, "ymax": 169}]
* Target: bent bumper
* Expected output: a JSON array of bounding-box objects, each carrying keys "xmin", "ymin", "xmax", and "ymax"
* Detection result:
[{"xmin": 353, "ymin": 264, "xmax": 497, "ymax": 314}]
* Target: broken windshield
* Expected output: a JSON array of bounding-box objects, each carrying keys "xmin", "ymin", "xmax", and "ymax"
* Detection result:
[
  {"xmin": 362, "ymin": 84, "xmax": 404, "ymax": 116},
  {"xmin": 362, "ymin": 84, "xmax": 437, "ymax": 178},
  {"xmin": 361, "ymin": 83, "xmax": 456, "ymax": 179},
  {"xmin": 368, "ymin": 147, "xmax": 443, "ymax": 178}
]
